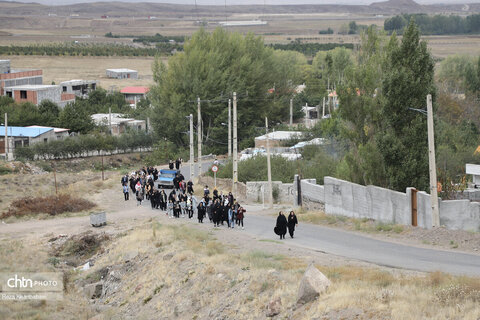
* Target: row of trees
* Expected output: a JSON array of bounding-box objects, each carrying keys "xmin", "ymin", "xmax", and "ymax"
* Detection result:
[
  {"xmin": 105, "ymin": 32, "xmax": 185, "ymax": 44},
  {"xmin": 15, "ymin": 130, "xmax": 154, "ymax": 160},
  {"xmin": 384, "ymin": 14, "xmax": 480, "ymax": 35},
  {"xmin": 268, "ymin": 42, "xmax": 354, "ymax": 57},
  {"xmin": 0, "ymin": 43, "xmax": 174, "ymax": 57}
]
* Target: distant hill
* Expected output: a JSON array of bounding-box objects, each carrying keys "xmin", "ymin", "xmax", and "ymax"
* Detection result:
[
  {"xmin": 0, "ymin": 0, "xmax": 479, "ymax": 17},
  {"xmin": 370, "ymin": 0, "xmax": 426, "ymax": 13}
]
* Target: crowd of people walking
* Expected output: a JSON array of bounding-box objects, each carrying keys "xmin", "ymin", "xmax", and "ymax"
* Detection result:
[
  {"xmin": 121, "ymin": 162, "xmax": 247, "ymax": 229},
  {"xmin": 122, "ymin": 161, "xmax": 300, "ymax": 238}
]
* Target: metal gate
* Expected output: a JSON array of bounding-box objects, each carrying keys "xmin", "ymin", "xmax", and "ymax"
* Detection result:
[{"xmin": 411, "ymin": 188, "xmax": 418, "ymax": 227}]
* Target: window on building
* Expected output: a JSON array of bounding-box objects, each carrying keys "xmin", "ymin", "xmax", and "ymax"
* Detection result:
[
  {"xmin": 62, "ymin": 86, "xmax": 67, "ymax": 92},
  {"xmin": 44, "ymin": 138, "xmax": 48, "ymax": 143},
  {"xmin": 20, "ymin": 91, "xmax": 27, "ymax": 99},
  {"xmin": 6, "ymin": 91, "xmax": 12, "ymax": 98}
]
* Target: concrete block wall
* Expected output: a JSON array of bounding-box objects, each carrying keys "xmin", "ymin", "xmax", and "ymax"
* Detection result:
[
  {"xmin": 297, "ymin": 176, "xmax": 480, "ymax": 231},
  {"xmin": 246, "ymin": 181, "xmax": 294, "ymax": 204},
  {"xmin": 439, "ymin": 200, "xmax": 480, "ymax": 231},
  {"xmin": 301, "ymin": 179, "xmax": 325, "ymax": 203}
]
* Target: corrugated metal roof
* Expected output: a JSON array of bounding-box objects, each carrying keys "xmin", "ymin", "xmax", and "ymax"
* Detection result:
[
  {"xmin": 26, "ymin": 125, "xmax": 69, "ymax": 133},
  {"xmin": 120, "ymin": 86, "xmax": 149, "ymax": 94},
  {"xmin": 0, "ymin": 126, "xmax": 52, "ymax": 137}
]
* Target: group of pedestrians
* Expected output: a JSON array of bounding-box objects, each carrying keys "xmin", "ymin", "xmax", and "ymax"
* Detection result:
[
  {"xmin": 201, "ymin": 185, "xmax": 246, "ymax": 229},
  {"xmin": 122, "ymin": 164, "xmax": 301, "ymax": 240},
  {"xmin": 121, "ymin": 165, "xmax": 246, "ymax": 229},
  {"xmin": 161, "ymin": 184, "xmax": 245, "ymax": 229},
  {"xmin": 121, "ymin": 166, "xmax": 158, "ymax": 204},
  {"xmin": 275, "ymin": 211, "xmax": 298, "ymax": 239}
]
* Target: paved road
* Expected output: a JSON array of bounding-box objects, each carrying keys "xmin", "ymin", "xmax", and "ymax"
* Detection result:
[
  {"xmin": 241, "ymin": 213, "xmax": 480, "ymax": 276},
  {"xmin": 180, "ymin": 158, "xmax": 217, "ymax": 180},
  {"xmin": 180, "ymin": 162, "xmax": 480, "ymax": 276}
]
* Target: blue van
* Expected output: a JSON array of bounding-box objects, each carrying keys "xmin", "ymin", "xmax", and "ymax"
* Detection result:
[{"xmin": 156, "ymin": 169, "xmax": 179, "ymax": 189}]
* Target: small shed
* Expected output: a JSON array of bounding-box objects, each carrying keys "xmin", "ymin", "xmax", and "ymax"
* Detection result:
[{"xmin": 106, "ymin": 69, "xmax": 138, "ymax": 80}]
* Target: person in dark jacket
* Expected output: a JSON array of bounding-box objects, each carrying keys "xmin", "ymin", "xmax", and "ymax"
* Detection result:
[
  {"xmin": 169, "ymin": 160, "xmax": 174, "ymax": 170},
  {"xmin": 287, "ymin": 211, "xmax": 298, "ymax": 238},
  {"xmin": 212, "ymin": 199, "xmax": 221, "ymax": 227},
  {"xmin": 275, "ymin": 212, "xmax": 288, "ymax": 239},
  {"xmin": 197, "ymin": 202, "xmax": 206, "ymax": 223},
  {"xmin": 159, "ymin": 190, "xmax": 167, "ymax": 211},
  {"xmin": 236, "ymin": 206, "xmax": 245, "ymax": 229},
  {"xmin": 187, "ymin": 180, "xmax": 194, "ymax": 194},
  {"xmin": 175, "ymin": 158, "xmax": 181, "ymax": 170}
]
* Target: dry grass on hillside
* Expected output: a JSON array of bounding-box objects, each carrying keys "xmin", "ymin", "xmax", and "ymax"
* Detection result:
[
  {"xmin": 79, "ymin": 222, "xmax": 480, "ymax": 319},
  {"xmin": 0, "ymin": 169, "xmax": 119, "ymax": 221},
  {"xmin": 0, "ymin": 220, "xmax": 479, "ymax": 319}
]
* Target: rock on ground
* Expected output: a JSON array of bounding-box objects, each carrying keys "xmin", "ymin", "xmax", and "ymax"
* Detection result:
[{"xmin": 297, "ymin": 264, "xmax": 330, "ymax": 304}]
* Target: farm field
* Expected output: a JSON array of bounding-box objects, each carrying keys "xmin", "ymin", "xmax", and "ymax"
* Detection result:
[{"xmin": 1, "ymin": 55, "xmax": 163, "ymax": 89}]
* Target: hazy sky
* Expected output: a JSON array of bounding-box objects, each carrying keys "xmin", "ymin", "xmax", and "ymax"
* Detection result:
[{"xmin": 10, "ymin": 0, "xmax": 480, "ymax": 6}]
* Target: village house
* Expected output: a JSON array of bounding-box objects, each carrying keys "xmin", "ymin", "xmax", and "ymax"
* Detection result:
[
  {"xmin": 0, "ymin": 125, "xmax": 70, "ymax": 159},
  {"xmin": 3, "ymin": 84, "xmax": 75, "ymax": 108},
  {"xmin": 91, "ymin": 113, "xmax": 146, "ymax": 136},
  {"xmin": 60, "ymin": 79, "xmax": 98, "ymax": 98},
  {"xmin": 0, "ymin": 60, "xmax": 43, "ymax": 96},
  {"xmin": 120, "ymin": 86, "xmax": 149, "ymax": 107}
]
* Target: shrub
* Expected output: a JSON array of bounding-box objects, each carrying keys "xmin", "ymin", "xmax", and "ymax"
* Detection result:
[
  {"xmin": 14, "ymin": 131, "xmax": 154, "ymax": 160},
  {"xmin": 2, "ymin": 194, "xmax": 96, "ymax": 218},
  {"xmin": 0, "ymin": 165, "xmax": 12, "ymax": 175}
]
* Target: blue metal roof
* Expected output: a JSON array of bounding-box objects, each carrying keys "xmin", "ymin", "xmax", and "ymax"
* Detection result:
[{"xmin": 0, "ymin": 126, "xmax": 53, "ymax": 138}]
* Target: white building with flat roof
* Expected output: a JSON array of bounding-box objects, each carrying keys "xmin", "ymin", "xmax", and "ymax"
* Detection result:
[
  {"xmin": 106, "ymin": 69, "xmax": 138, "ymax": 80},
  {"xmin": 91, "ymin": 113, "xmax": 146, "ymax": 136}
]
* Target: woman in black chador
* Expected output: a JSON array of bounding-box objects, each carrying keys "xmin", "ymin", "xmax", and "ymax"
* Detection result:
[
  {"xmin": 275, "ymin": 211, "xmax": 288, "ymax": 239},
  {"xmin": 197, "ymin": 202, "xmax": 206, "ymax": 223},
  {"xmin": 287, "ymin": 211, "xmax": 298, "ymax": 238}
]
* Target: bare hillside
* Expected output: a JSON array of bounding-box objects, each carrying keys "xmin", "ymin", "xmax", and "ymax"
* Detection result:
[{"xmin": 0, "ymin": 0, "xmax": 479, "ymax": 18}]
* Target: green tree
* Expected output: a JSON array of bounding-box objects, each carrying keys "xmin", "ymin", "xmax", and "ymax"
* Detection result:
[
  {"xmin": 150, "ymin": 28, "xmax": 299, "ymax": 153},
  {"xmin": 377, "ymin": 20, "xmax": 436, "ymax": 191},
  {"xmin": 38, "ymin": 100, "xmax": 60, "ymax": 127},
  {"xmin": 57, "ymin": 103, "xmax": 94, "ymax": 133}
]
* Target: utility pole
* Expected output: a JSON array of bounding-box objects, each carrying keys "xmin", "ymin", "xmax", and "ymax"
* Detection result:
[
  {"xmin": 304, "ymin": 103, "xmax": 308, "ymax": 127},
  {"xmin": 189, "ymin": 114, "xmax": 194, "ymax": 182},
  {"xmin": 233, "ymin": 92, "xmax": 238, "ymax": 196},
  {"xmin": 101, "ymin": 151, "xmax": 104, "ymax": 181},
  {"xmin": 53, "ymin": 165, "xmax": 58, "ymax": 195},
  {"xmin": 266, "ymin": 117, "xmax": 273, "ymax": 208},
  {"xmin": 108, "ymin": 107, "xmax": 112, "ymax": 135},
  {"xmin": 322, "ymin": 97, "xmax": 326, "ymax": 118},
  {"xmin": 289, "ymin": 98, "xmax": 293, "ymax": 126},
  {"xmin": 4, "ymin": 113, "xmax": 8, "ymax": 161},
  {"xmin": 228, "ymin": 98, "xmax": 232, "ymax": 158},
  {"xmin": 197, "ymin": 97, "xmax": 202, "ymax": 178},
  {"xmin": 427, "ymin": 94, "xmax": 440, "ymax": 228}
]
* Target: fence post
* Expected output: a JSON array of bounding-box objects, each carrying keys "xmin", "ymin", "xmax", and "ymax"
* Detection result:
[{"xmin": 294, "ymin": 174, "xmax": 302, "ymax": 207}]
